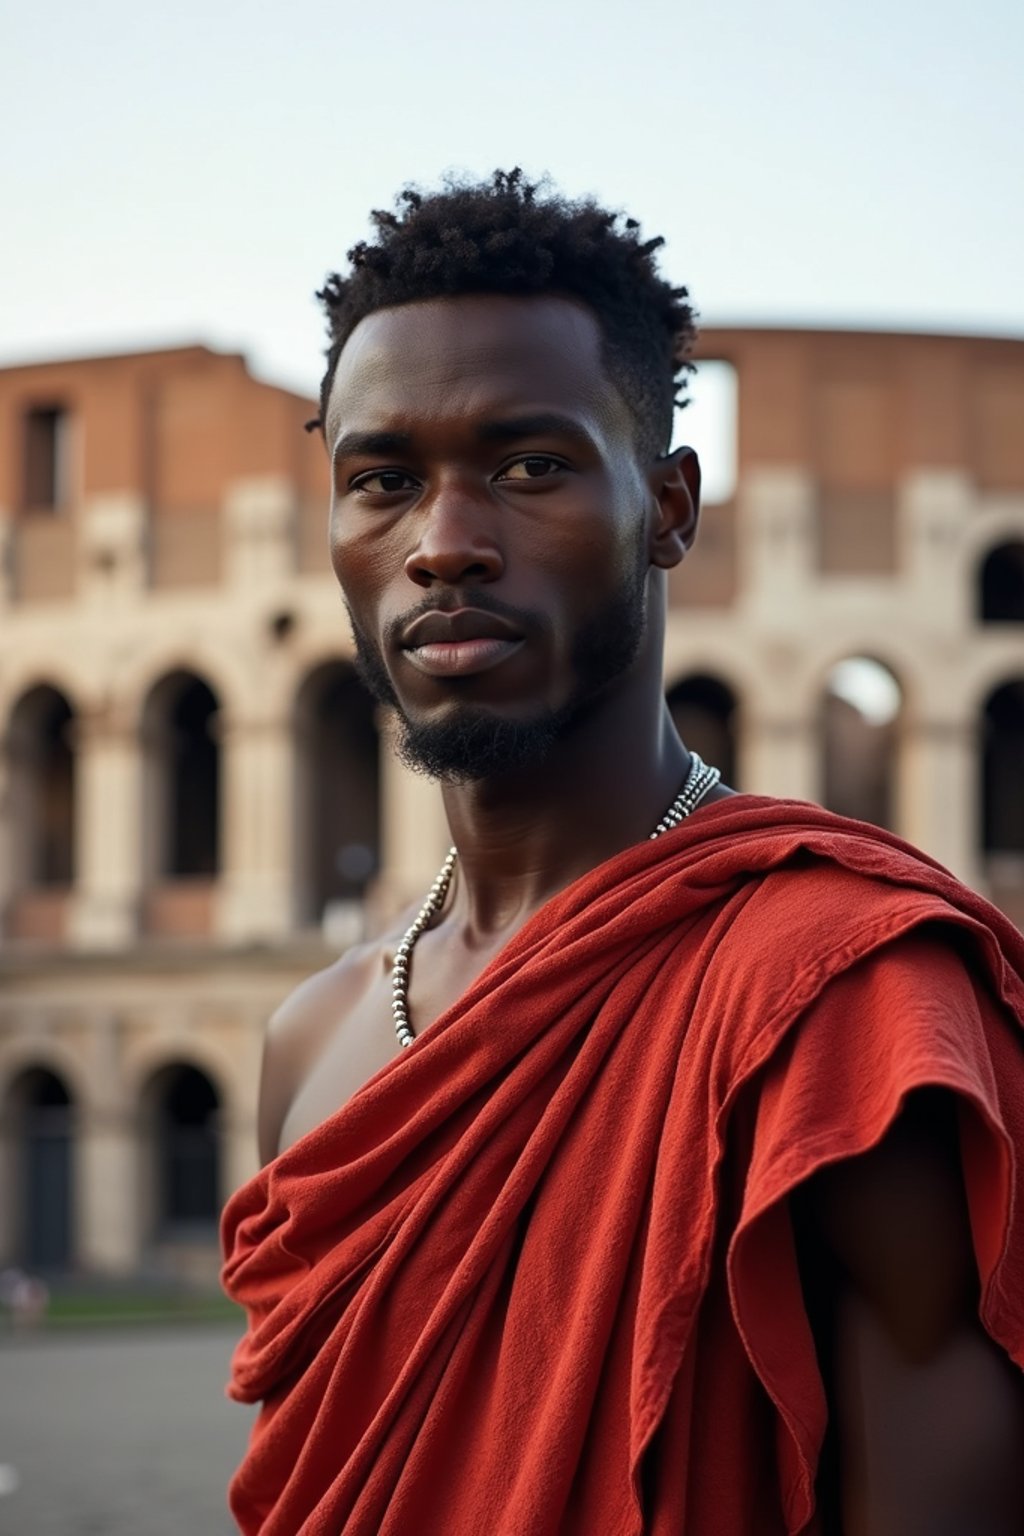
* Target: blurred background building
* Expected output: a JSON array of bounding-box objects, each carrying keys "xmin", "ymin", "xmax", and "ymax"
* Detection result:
[{"xmin": 0, "ymin": 326, "xmax": 1022, "ymax": 1283}]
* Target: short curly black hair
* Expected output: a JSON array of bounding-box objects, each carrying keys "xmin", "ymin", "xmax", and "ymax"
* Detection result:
[{"xmin": 314, "ymin": 168, "xmax": 697, "ymax": 461}]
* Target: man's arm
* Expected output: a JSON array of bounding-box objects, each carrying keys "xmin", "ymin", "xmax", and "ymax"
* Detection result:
[{"xmin": 794, "ymin": 1087, "xmax": 1024, "ymax": 1536}]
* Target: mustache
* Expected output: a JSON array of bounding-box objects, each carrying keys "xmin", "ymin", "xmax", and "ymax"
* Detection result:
[{"xmin": 382, "ymin": 590, "xmax": 544, "ymax": 651}]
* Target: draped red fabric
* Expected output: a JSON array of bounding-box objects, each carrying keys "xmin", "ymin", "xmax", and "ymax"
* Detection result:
[{"xmin": 221, "ymin": 799, "xmax": 1024, "ymax": 1535}]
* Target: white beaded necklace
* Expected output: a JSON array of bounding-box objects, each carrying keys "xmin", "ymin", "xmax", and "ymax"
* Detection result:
[{"xmin": 391, "ymin": 752, "xmax": 722, "ymax": 1049}]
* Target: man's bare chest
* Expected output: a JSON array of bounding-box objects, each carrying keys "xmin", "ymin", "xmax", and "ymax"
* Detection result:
[{"xmin": 277, "ymin": 927, "xmax": 513, "ymax": 1156}]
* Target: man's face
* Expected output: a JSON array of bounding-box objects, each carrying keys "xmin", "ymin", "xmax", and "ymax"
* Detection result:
[{"xmin": 325, "ymin": 294, "xmax": 668, "ymax": 781}]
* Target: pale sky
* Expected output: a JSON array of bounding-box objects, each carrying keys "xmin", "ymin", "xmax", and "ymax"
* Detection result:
[{"xmin": 2, "ymin": 0, "xmax": 1022, "ymax": 409}]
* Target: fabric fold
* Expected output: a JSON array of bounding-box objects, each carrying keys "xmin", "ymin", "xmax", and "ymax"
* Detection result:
[{"xmin": 222, "ymin": 798, "xmax": 1024, "ymax": 1535}]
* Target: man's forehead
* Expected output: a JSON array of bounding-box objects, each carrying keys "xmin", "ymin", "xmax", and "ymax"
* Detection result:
[{"xmin": 325, "ymin": 294, "xmax": 630, "ymax": 444}]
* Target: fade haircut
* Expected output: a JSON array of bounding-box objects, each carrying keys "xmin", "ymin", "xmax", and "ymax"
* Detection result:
[{"xmin": 314, "ymin": 168, "xmax": 698, "ymax": 462}]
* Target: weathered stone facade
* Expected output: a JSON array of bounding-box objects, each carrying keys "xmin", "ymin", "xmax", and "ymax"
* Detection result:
[{"xmin": 1, "ymin": 330, "xmax": 1021, "ymax": 1279}]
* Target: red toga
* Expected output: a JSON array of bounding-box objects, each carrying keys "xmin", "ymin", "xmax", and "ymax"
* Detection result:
[{"xmin": 221, "ymin": 799, "xmax": 1024, "ymax": 1534}]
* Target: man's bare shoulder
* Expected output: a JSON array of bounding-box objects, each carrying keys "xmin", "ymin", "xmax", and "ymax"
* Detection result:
[
  {"xmin": 257, "ymin": 923, "xmax": 404, "ymax": 1166},
  {"xmin": 268, "ymin": 940, "xmax": 381, "ymax": 1042}
]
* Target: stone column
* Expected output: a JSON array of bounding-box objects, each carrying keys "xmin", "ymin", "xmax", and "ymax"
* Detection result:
[
  {"xmin": 0, "ymin": 502, "xmax": 12, "ymax": 611},
  {"xmin": 737, "ymin": 466, "xmax": 817, "ymax": 625},
  {"xmin": 900, "ymin": 715, "xmax": 982, "ymax": 890},
  {"xmin": 743, "ymin": 709, "xmax": 819, "ymax": 804},
  {"xmin": 220, "ymin": 1020, "xmax": 262, "ymax": 1199},
  {"xmin": 898, "ymin": 471, "xmax": 973, "ymax": 640},
  {"xmin": 377, "ymin": 726, "xmax": 450, "ymax": 918},
  {"xmin": 69, "ymin": 704, "xmax": 143, "ymax": 948},
  {"xmin": 216, "ymin": 709, "xmax": 296, "ymax": 943},
  {"xmin": 224, "ymin": 477, "xmax": 296, "ymax": 589},
  {"xmin": 78, "ymin": 493, "xmax": 148, "ymax": 607},
  {"xmin": 218, "ymin": 476, "xmax": 299, "ymax": 936},
  {"xmin": 78, "ymin": 1105, "xmax": 140, "ymax": 1275},
  {"xmin": 732, "ymin": 467, "xmax": 820, "ymax": 801}
]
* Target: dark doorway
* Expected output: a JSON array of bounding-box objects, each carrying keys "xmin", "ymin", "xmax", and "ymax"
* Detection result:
[
  {"xmin": 666, "ymin": 674, "xmax": 738, "ymax": 788},
  {"xmin": 144, "ymin": 671, "xmax": 221, "ymax": 879},
  {"xmin": 168, "ymin": 678, "xmax": 220, "ymax": 877},
  {"xmin": 979, "ymin": 542, "xmax": 1024, "ymax": 624},
  {"xmin": 149, "ymin": 1064, "xmax": 221, "ymax": 1232},
  {"xmin": 296, "ymin": 663, "xmax": 381, "ymax": 924},
  {"xmin": 982, "ymin": 680, "xmax": 1024, "ymax": 856},
  {"xmin": 9, "ymin": 685, "xmax": 75, "ymax": 886},
  {"xmin": 9, "ymin": 1067, "xmax": 74, "ymax": 1270}
]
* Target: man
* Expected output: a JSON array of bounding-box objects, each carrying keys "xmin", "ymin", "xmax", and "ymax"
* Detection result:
[{"xmin": 222, "ymin": 170, "xmax": 1024, "ymax": 1534}]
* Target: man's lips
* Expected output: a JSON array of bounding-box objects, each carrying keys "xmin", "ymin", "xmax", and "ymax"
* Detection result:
[
  {"xmin": 400, "ymin": 608, "xmax": 524, "ymax": 647},
  {"xmin": 403, "ymin": 637, "xmax": 524, "ymax": 677},
  {"xmin": 399, "ymin": 608, "xmax": 525, "ymax": 679}
]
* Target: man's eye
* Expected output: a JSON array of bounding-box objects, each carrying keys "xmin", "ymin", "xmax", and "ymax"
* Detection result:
[
  {"xmin": 498, "ymin": 456, "xmax": 563, "ymax": 481},
  {"xmin": 352, "ymin": 470, "xmax": 417, "ymax": 494}
]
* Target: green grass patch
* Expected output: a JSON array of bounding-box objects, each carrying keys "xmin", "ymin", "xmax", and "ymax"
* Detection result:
[{"xmin": 40, "ymin": 1290, "xmax": 242, "ymax": 1326}]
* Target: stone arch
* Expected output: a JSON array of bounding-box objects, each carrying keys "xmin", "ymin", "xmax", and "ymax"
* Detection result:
[
  {"xmin": 139, "ymin": 1060, "xmax": 223, "ymax": 1239},
  {"xmin": 808, "ymin": 634, "xmax": 924, "ymax": 713},
  {"xmin": 819, "ymin": 656, "xmax": 904, "ymax": 829},
  {"xmin": 0, "ymin": 1037, "xmax": 95, "ymax": 1113},
  {"xmin": 1, "ymin": 1064, "xmax": 76, "ymax": 1270},
  {"xmin": 264, "ymin": 636, "xmax": 360, "ymax": 722},
  {"xmin": 123, "ymin": 1031, "xmax": 235, "ymax": 1113},
  {"xmin": 665, "ymin": 672, "xmax": 740, "ymax": 788},
  {"xmin": 0, "ymin": 661, "xmax": 89, "ymax": 726},
  {"xmin": 114, "ymin": 642, "xmax": 246, "ymax": 731},
  {"xmin": 294, "ymin": 659, "xmax": 381, "ymax": 928},
  {"xmin": 978, "ymin": 540, "xmax": 1024, "ymax": 623}
]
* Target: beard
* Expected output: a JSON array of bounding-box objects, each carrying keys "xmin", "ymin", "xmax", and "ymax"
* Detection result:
[{"xmin": 347, "ymin": 564, "xmax": 648, "ymax": 784}]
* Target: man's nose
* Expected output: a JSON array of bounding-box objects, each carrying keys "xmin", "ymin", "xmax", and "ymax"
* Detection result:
[{"xmin": 404, "ymin": 486, "xmax": 504, "ymax": 589}]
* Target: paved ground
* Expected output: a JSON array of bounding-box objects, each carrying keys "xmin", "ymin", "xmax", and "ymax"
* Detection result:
[{"xmin": 0, "ymin": 1323, "xmax": 254, "ymax": 1535}]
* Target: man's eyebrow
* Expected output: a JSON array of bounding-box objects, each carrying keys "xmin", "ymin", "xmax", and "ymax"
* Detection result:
[
  {"xmin": 331, "ymin": 429, "xmax": 413, "ymax": 462},
  {"xmin": 477, "ymin": 413, "xmax": 597, "ymax": 448},
  {"xmin": 331, "ymin": 415, "xmax": 597, "ymax": 462}
]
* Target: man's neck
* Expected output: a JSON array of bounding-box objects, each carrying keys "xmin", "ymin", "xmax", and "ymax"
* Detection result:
[{"xmin": 437, "ymin": 692, "xmax": 694, "ymax": 938}]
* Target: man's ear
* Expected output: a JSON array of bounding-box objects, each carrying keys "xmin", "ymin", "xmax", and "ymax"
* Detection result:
[{"xmin": 648, "ymin": 446, "xmax": 700, "ymax": 570}]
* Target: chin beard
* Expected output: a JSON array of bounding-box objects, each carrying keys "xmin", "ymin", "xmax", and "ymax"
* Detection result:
[
  {"xmin": 346, "ymin": 567, "xmax": 647, "ymax": 783},
  {"xmin": 394, "ymin": 706, "xmax": 566, "ymax": 784}
]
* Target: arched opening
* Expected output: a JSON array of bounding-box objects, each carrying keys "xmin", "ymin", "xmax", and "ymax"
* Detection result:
[
  {"xmin": 979, "ymin": 541, "xmax": 1024, "ymax": 623},
  {"xmin": 982, "ymin": 680, "xmax": 1024, "ymax": 858},
  {"xmin": 143, "ymin": 1063, "xmax": 222, "ymax": 1236},
  {"xmin": 5, "ymin": 1066, "xmax": 75, "ymax": 1270},
  {"xmin": 295, "ymin": 662, "xmax": 381, "ymax": 929},
  {"xmin": 167, "ymin": 675, "xmax": 220, "ymax": 877},
  {"xmin": 666, "ymin": 674, "xmax": 739, "ymax": 788},
  {"xmin": 820, "ymin": 657, "xmax": 903, "ymax": 829},
  {"xmin": 8, "ymin": 686, "xmax": 75, "ymax": 884},
  {"xmin": 5, "ymin": 686, "xmax": 76, "ymax": 941},
  {"xmin": 142, "ymin": 671, "xmax": 221, "ymax": 936}
]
